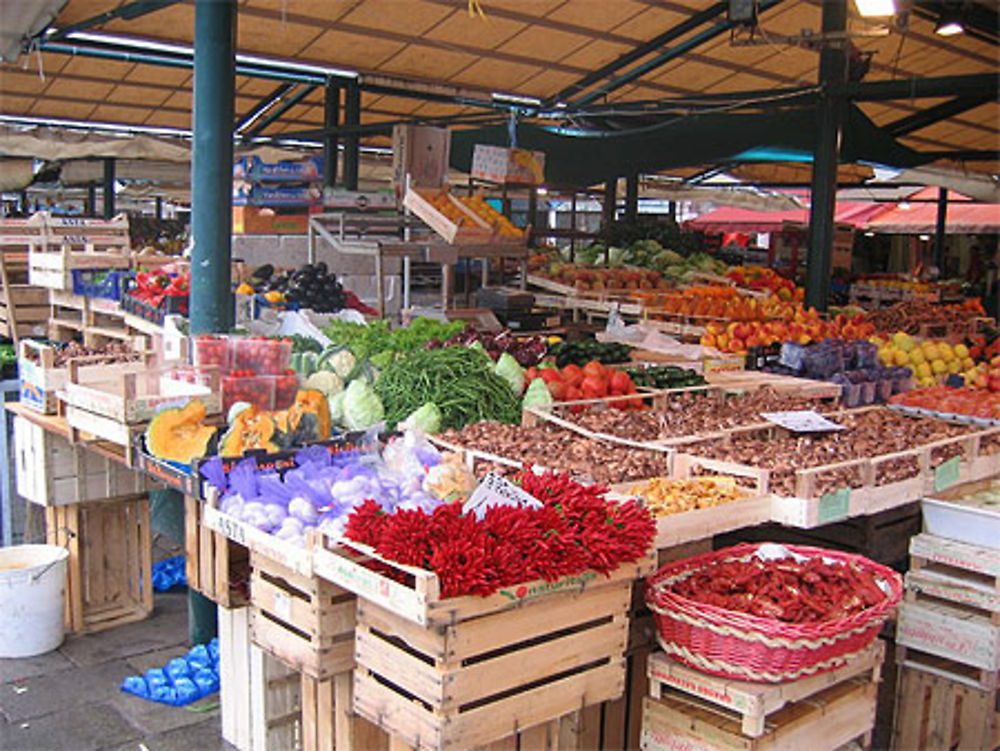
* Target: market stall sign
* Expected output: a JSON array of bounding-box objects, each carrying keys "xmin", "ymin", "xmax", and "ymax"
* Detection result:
[
  {"xmin": 761, "ymin": 411, "xmax": 846, "ymax": 433},
  {"xmin": 818, "ymin": 487, "xmax": 851, "ymax": 524},
  {"xmin": 934, "ymin": 456, "xmax": 961, "ymax": 492},
  {"xmin": 463, "ymin": 472, "xmax": 542, "ymax": 519}
]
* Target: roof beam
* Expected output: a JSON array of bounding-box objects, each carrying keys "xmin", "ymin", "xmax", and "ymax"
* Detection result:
[
  {"xmin": 245, "ymin": 85, "xmax": 318, "ymax": 138},
  {"xmin": 570, "ymin": 0, "xmax": 785, "ymax": 107},
  {"xmin": 834, "ymin": 73, "xmax": 999, "ymax": 102},
  {"xmin": 916, "ymin": 149, "xmax": 1000, "ymax": 162},
  {"xmin": 547, "ymin": 2, "xmax": 728, "ymax": 105},
  {"xmin": 884, "ymin": 94, "xmax": 995, "ymax": 137},
  {"xmin": 234, "ymin": 82, "xmax": 294, "ymax": 132},
  {"xmin": 47, "ymin": 0, "xmax": 183, "ymax": 41}
]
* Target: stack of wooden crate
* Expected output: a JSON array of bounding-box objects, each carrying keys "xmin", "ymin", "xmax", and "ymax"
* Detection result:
[
  {"xmin": 642, "ymin": 641, "xmax": 885, "ymax": 751},
  {"xmin": 893, "ymin": 533, "xmax": 1000, "ymax": 750},
  {"xmin": 27, "ymin": 212, "xmax": 131, "ymax": 291},
  {"xmin": 13, "ymin": 411, "xmax": 153, "ymax": 633},
  {"xmin": 0, "ymin": 215, "xmax": 49, "ymax": 345}
]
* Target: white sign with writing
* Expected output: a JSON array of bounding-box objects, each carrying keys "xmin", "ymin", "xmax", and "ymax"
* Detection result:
[
  {"xmin": 760, "ymin": 410, "xmax": 846, "ymax": 433},
  {"xmin": 463, "ymin": 472, "xmax": 543, "ymax": 519}
]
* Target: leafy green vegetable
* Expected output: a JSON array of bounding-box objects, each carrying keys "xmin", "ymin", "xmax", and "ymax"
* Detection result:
[
  {"xmin": 522, "ymin": 379, "xmax": 553, "ymax": 409},
  {"xmin": 374, "ymin": 347, "xmax": 521, "ymax": 431},
  {"xmin": 402, "ymin": 402, "xmax": 443, "ymax": 434},
  {"xmin": 322, "ymin": 317, "xmax": 464, "ymax": 361},
  {"xmin": 494, "ymin": 352, "xmax": 525, "ymax": 395},
  {"xmin": 343, "ymin": 379, "xmax": 384, "ymax": 430}
]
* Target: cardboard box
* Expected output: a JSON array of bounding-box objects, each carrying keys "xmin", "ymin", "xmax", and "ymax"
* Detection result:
[
  {"xmin": 232, "ymin": 206, "xmax": 309, "ymax": 235},
  {"xmin": 392, "ymin": 124, "xmax": 450, "ymax": 189},
  {"xmin": 471, "ymin": 144, "xmax": 545, "ymax": 185}
]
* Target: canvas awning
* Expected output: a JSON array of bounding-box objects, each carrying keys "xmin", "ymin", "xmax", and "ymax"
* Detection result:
[
  {"xmin": 684, "ymin": 201, "xmax": 888, "ymax": 234},
  {"xmin": 866, "ymin": 202, "xmax": 1000, "ymax": 234}
]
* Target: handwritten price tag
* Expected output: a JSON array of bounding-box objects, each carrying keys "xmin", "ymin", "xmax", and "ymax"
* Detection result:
[
  {"xmin": 463, "ymin": 472, "xmax": 542, "ymax": 519},
  {"xmin": 818, "ymin": 487, "xmax": 850, "ymax": 524},
  {"xmin": 761, "ymin": 411, "xmax": 845, "ymax": 433},
  {"xmin": 934, "ymin": 456, "xmax": 961, "ymax": 492}
]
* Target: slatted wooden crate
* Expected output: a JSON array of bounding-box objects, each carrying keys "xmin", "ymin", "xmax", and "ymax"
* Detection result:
[
  {"xmin": 321, "ymin": 543, "xmax": 654, "ymax": 751},
  {"xmin": 48, "ymin": 289, "xmax": 150, "ymax": 349},
  {"xmin": 647, "ymin": 641, "xmax": 884, "ymax": 740},
  {"xmin": 184, "ymin": 495, "xmax": 250, "ymax": 608},
  {"xmin": 14, "ymin": 414, "xmax": 150, "ymax": 505},
  {"xmin": 45, "ymin": 493, "xmax": 153, "ymax": 633},
  {"xmin": 891, "ymin": 666, "xmax": 998, "ymax": 751},
  {"xmin": 897, "ymin": 532, "xmax": 1000, "ymax": 692},
  {"xmin": 249, "ymin": 550, "xmax": 356, "ymax": 681},
  {"xmin": 28, "ymin": 212, "xmax": 131, "ymax": 290},
  {"xmin": 642, "ymin": 677, "xmax": 878, "ymax": 751}
]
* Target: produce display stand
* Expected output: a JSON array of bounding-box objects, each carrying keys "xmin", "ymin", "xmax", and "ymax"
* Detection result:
[
  {"xmin": 893, "ymin": 533, "xmax": 1000, "ymax": 750},
  {"xmin": 184, "ymin": 494, "xmax": 250, "ymax": 609},
  {"xmin": 307, "ymin": 211, "xmax": 529, "ymax": 316}
]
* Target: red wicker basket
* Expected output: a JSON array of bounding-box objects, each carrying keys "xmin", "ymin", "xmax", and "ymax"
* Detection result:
[{"xmin": 645, "ymin": 543, "xmax": 902, "ymax": 683}]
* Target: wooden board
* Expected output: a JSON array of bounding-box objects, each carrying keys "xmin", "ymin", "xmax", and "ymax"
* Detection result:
[
  {"xmin": 891, "ymin": 665, "xmax": 997, "ymax": 751},
  {"xmin": 45, "ymin": 493, "xmax": 152, "ymax": 633},
  {"xmin": 896, "ymin": 599, "xmax": 1000, "ymax": 676},
  {"xmin": 353, "ymin": 582, "xmax": 632, "ymax": 751},
  {"xmin": 647, "ymin": 642, "xmax": 884, "ymax": 739},
  {"xmin": 13, "ymin": 415, "xmax": 149, "ymax": 505},
  {"xmin": 641, "ymin": 678, "xmax": 877, "ymax": 751},
  {"xmin": 185, "ymin": 495, "xmax": 250, "ymax": 609},
  {"xmin": 249, "ymin": 551, "xmax": 356, "ymax": 680}
]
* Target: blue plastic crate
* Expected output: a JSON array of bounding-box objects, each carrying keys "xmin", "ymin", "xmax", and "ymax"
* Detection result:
[{"xmin": 71, "ymin": 269, "xmax": 129, "ymax": 301}]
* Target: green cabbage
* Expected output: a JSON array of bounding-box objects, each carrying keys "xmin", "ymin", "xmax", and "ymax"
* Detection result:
[
  {"xmin": 522, "ymin": 378, "xmax": 553, "ymax": 409},
  {"xmin": 343, "ymin": 379, "xmax": 384, "ymax": 430},
  {"xmin": 328, "ymin": 391, "xmax": 346, "ymax": 426},
  {"xmin": 494, "ymin": 352, "xmax": 525, "ymax": 395},
  {"xmin": 402, "ymin": 402, "xmax": 442, "ymax": 434}
]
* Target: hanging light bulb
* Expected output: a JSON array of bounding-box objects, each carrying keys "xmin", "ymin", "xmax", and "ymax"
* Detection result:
[{"xmin": 855, "ymin": 0, "xmax": 896, "ymax": 17}]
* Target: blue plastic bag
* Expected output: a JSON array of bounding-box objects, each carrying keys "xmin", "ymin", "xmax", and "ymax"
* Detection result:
[{"xmin": 120, "ymin": 638, "xmax": 221, "ymax": 706}]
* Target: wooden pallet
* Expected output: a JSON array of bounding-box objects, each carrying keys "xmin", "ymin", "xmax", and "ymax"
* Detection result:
[
  {"xmin": 13, "ymin": 414, "xmax": 149, "ymax": 506},
  {"xmin": 891, "ymin": 665, "xmax": 998, "ymax": 751},
  {"xmin": 249, "ymin": 551, "xmax": 355, "ymax": 680},
  {"xmin": 647, "ymin": 641, "xmax": 884, "ymax": 739},
  {"xmin": 184, "ymin": 495, "xmax": 250, "ymax": 609},
  {"xmin": 45, "ymin": 493, "xmax": 152, "ymax": 633},
  {"xmin": 642, "ymin": 677, "xmax": 877, "ymax": 751}
]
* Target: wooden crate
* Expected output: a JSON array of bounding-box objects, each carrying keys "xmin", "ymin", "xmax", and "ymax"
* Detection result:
[
  {"xmin": 647, "ymin": 641, "xmax": 884, "ymax": 739},
  {"xmin": 185, "ymin": 495, "xmax": 250, "ymax": 609},
  {"xmin": 249, "ymin": 551, "xmax": 355, "ymax": 680},
  {"xmin": 891, "ymin": 665, "xmax": 998, "ymax": 751},
  {"xmin": 403, "ymin": 187, "xmax": 493, "ymax": 245},
  {"xmin": 28, "ymin": 213, "xmax": 131, "ymax": 290},
  {"xmin": 48, "ymin": 290, "xmax": 149, "ymax": 349},
  {"xmin": 18, "ymin": 338, "xmax": 151, "ymax": 414},
  {"xmin": 345, "ymin": 555, "xmax": 646, "ymax": 751},
  {"xmin": 13, "ymin": 415, "xmax": 150, "ymax": 506},
  {"xmin": 45, "ymin": 493, "xmax": 153, "ymax": 633},
  {"xmin": 641, "ymin": 678, "xmax": 877, "ymax": 751}
]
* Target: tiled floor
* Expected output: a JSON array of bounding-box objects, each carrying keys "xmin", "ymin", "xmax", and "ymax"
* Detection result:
[{"xmin": 0, "ymin": 591, "xmax": 233, "ymax": 751}]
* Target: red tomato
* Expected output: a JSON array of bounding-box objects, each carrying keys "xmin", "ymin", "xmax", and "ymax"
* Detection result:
[
  {"xmin": 609, "ymin": 371, "xmax": 633, "ymax": 393},
  {"xmin": 582, "ymin": 360, "xmax": 606, "ymax": 379},
  {"xmin": 547, "ymin": 380, "xmax": 567, "ymax": 400},
  {"xmin": 564, "ymin": 385, "xmax": 583, "ymax": 402},
  {"xmin": 540, "ymin": 368, "xmax": 563, "ymax": 385},
  {"xmin": 561, "ymin": 364, "xmax": 584, "ymax": 386},
  {"xmin": 525, "ymin": 367, "xmax": 538, "ymax": 382},
  {"xmin": 581, "ymin": 375, "xmax": 606, "ymax": 400}
]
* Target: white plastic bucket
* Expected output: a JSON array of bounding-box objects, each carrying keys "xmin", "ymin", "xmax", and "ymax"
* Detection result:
[{"xmin": 0, "ymin": 544, "xmax": 69, "ymax": 658}]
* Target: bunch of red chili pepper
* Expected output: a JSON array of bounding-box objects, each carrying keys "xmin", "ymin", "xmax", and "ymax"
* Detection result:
[
  {"xmin": 130, "ymin": 270, "xmax": 190, "ymax": 309},
  {"xmin": 345, "ymin": 469, "xmax": 655, "ymax": 598},
  {"xmin": 669, "ymin": 555, "xmax": 887, "ymax": 623}
]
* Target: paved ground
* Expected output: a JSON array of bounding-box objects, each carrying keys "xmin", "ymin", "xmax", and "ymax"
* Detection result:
[{"xmin": 0, "ymin": 591, "xmax": 234, "ymax": 751}]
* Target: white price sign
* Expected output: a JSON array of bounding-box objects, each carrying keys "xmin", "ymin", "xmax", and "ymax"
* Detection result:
[
  {"xmin": 760, "ymin": 410, "xmax": 845, "ymax": 433},
  {"xmin": 463, "ymin": 472, "xmax": 542, "ymax": 519}
]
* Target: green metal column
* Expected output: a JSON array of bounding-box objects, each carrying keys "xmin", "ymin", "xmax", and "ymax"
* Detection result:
[
  {"xmin": 323, "ymin": 80, "xmax": 340, "ymax": 189},
  {"xmin": 86, "ymin": 182, "xmax": 97, "ymax": 217},
  {"xmin": 343, "ymin": 80, "xmax": 360, "ymax": 191},
  {"xmin": 805, "ymin": 0, "xmax": 847, "ymax": 312},
  {"xmin": 183, "ymin": 0, "xmax": 238, "ymax": 645},
  {"xmin": 934, "ymin": 188, "xmax": 948, "ymax": 271},
  {"xmin": 625, "ymin": 172, "xmax": 639, "ymax": 221},
  {"xmin": 103, "ymin": 158, "xmax": 116, "ymax": 219}
]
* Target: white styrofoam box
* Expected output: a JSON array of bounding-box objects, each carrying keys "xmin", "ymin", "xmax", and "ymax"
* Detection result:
[{"xmin": 922, "ymin": 498, "xmax": 1000, "ymax": 550}]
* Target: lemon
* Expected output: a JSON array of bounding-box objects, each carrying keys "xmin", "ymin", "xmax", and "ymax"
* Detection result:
[
  {"xmin": 893, "ymin": 332, "xmax": 915, "ymax": 352},
  {"xmin": 962, "ymin": 357, "xmax": 975, "ymax": 370},
  {"xmin": 893, "ymin": 350, "xmax": 910, "ymax": 366},
  {"xmin": 938, "ymin": 343, "xmax": 953, "ymax": 361},
  {"xmin": 916, "ymin": 362, "xmax": 932, "ymax": 379},
  {"xmin": 947, "ymin": 359, "xmax": 961, "ymax": 374},
  {"xmin": 879, "ymin": 348, "xmax": 894, "ymax": 365},
  {"xmin": 954, "ymin": 343, "xmax": 969, "ymax": 359},
  {"xmin": 908, "ymin": 348, "xmax": 926, "ymax": 366},
  {"xmin": 931, "ymin": 359, "xmax": 947, "ymax": 375},
  {"xmin": 920, "ymin": 376, "xmax": 936, "ymax": 388},
  {"xmin": 923, "ymin": 343, "xmax": 939, "ymax": 361}
]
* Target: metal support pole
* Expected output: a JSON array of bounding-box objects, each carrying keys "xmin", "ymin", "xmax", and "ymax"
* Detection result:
[
  {"xmin": 19, "ymin": 190, "xmax": 29, "ymax": 215},
  {"xmin": 934, "ymin": 188, "xmax": 948, "ymax": 271},
  {"xmin": 103, "ymin": 158, "xmax": 116, "ymax": 219},
  {"xmin": 625, "ymin": 172, "xmax": 639, "ymax": 221},
  {"xmin": 805, "ymin": 0, "xmax": 847, "ymax": 312},
  {"xmin": 155, "ymin": 196, "xmax": 163, "ymax": 221},
  {"xmin": 343, "ymin": 80, "xmax": 360, "ymax": 191},
  {"xmin": 527, "ymin": 188, "xmax": 538, "ymax": 246},
  {"xmin": 602, "ymin": 180, "xmax": 617, "ymax": 265},
  {"xmin": 323, "ymin": 80, "xmax": 340, "ymax": 189},
  {"xmin": 86, "ymin": 183, "xmax": 96, "ymax": 217},
  {"xmin": 185, "ymin": 0, "xmax": 238, "ymax": 645}
]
